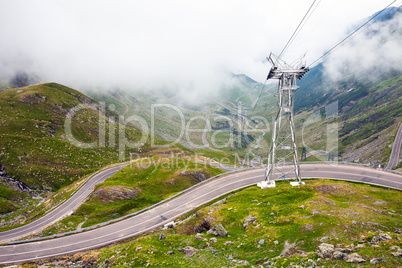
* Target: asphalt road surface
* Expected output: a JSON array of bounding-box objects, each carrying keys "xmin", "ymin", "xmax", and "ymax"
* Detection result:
[
  {"xmin": 385, "ymin": 123, "xmax": 402, "ymax": 170},
  {"xmin": 0, "ymin": 163, "xmax": 401, "ymax": 264},
  {"xmin": 0, "ymin": 163, "xmax": 129, "ymax": 244}
]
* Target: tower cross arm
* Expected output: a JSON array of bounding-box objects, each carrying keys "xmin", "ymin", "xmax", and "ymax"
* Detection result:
[{"xmin": 267, "ymin": 67, "xmax": 309, "ymax": 80}]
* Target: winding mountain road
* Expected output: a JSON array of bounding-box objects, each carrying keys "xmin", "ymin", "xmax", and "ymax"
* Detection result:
[
  {"xmin": 0, "ymin": 164, "xmax": 129, "ymax": 244},
  {"xmin": 385, "ymin": 123, "xmax": 402, "ymax": 170},
  {"xmin": 0, "ymin": 163, "xmax": 401, "ymax": 264}
]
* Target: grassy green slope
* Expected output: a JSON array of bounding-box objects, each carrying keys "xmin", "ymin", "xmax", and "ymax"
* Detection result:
[
  {"xmin": 291, "ymin": 8, "xmax": 402, "ymax": 165},
  {"xmin": 35, "ymin": 153, "xmax": 224, "ymax": 237},
  {"xmin": 0, "ymin": 83, "xmax": 157, "ymax": 224},
  {"xmin": 294, "ymin": 73, "xmax": 402, "ymax": 165},
  {"xmin": 0, "ymin": 185, "xmax": 27, "ymax": 214},
  {"xmin": 87, "ymin": 74, "xmax": 276, "ymax": 157},
  {"xmin": 39, "ymin": 179, "xmax": 402, "ymax": 267},
  {"xmin": 0, "ymin": 83, "xmax": 147, "ymax": 191}
]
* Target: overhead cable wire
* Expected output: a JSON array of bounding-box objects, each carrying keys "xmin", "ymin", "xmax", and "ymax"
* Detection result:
[
  {"xmin": 253, "ymin": 0, "xmax": 319, "ymax": 115},
  {"xmin": 278, "ymin": 0, "xmax": 318, "ymax": 59},
  {"xmin": 284, "ymin": 0, "xmax": 322, "ymax": 59},
  {"xmin": 290, "ymin": 0, "xmax": 322, "ymax": 51},
  {"xmin": 308, "ymin": 0, "xmax": 397, "ymax": 67}
]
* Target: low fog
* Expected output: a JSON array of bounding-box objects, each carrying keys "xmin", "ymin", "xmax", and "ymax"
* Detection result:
[
  {"xmin": 0, "ymin": 0, "xmax": 398, "ymax": 101},
  {"xmin": 324, "ymin": 8, "xmax": 402, "ymax": 82}
]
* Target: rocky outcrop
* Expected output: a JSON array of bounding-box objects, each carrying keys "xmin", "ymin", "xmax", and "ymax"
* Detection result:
[
  {"xmin": 207, "ymin": 223, "xmax": 227, "ymax": 237},
  {"xmin": 372, "ymin": 200, "xmax": 387, "ymax": 206},
  {"xmin": 370, "ymin": 258, "xmax": 384, "ymax": 265},
  {"xmin": 209, "ymin": 237, "xmax": 217, "ymax": 243},
  {"xmin": 317, "ymin": 242, "xmax": 366, "ymax": 263},
  {"xmin": 332, "ymin": 250, "xmax": 347, "ymax": 260},
  {"xmin": 243, "ymin": 215, "xmax": 257, "ymax": 228},
  {"xmin": 280, "ymin": 241, "xmax": 298, "ymax": 257},
  {"xmin": 0, "ymin": 157, "xmax": 32, "ymax": 193},
  {"xmin": 391, "ymin": 246, "xmax": 402, "ymax": 257},
  {"xmin": 194, "ymin": 216, "xmax": 214, "ymax": 233},
  {"xmin": 18, "ymin": 93, "xmax": 46, "ymax": 104},
  {"xmin": 195, "ymin": 233, "xmax": 207, "ymax": 241},
  {"xmin": 314, "ymin": 184, "xmax": 339, "ymax": 194},
  {"xmin": 159, "ymin": 233, "xmax": 166, "ymax": 241},
  {"xmin": 93, "ymin": 186, "xmax": 141, "ymax": 202},
  {"xmin": 370, "ymin": 232, "xmax": 392, "ymax": 244},
  {"xmin": 345, "ymin": 253, "xmax": 365, "ymax": 263},
  {"xmin": 180, "ymin": 170, "xmax": 209, "ymax": 182},
  {"xmin": 183, "ymin": 246, "xmax": 198, "ymax": 256},
  {"xmin": 301, "ymin": 223, "xmax": 314, "ymax": 231},
  {"xmin": 317, "ymin": 243, "xmax": 335, "ymax": 258}
]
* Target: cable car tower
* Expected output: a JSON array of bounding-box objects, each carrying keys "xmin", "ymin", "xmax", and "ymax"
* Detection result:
[{"xmin": 258, "ymin": 53, "xmax": 309, "ymax": 189}]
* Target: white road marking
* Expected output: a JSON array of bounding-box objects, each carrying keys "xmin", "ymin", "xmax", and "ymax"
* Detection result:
[{"xmin": 0, "ymin": 164, "xmax": 401, "ymax": 264}]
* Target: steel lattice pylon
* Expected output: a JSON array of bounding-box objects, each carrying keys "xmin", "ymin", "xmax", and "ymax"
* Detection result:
[{"xmin": 258, "ymin": 53, "xmax": 309, "ymax": 189}]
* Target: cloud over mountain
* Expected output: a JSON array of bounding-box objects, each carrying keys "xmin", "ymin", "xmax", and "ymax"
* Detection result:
[
  {"xmin": 0, "ymin": 0, "xmax": 397, "ymax": 100},
  {"xmin": 324, "ymin": 8, "xmax": 402, "ymax": 82}
]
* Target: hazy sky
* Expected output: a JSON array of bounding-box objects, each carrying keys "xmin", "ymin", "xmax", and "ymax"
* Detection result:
[{"xmin": 0, "ymin": 0, "xmax": 399, "ymax": 96}]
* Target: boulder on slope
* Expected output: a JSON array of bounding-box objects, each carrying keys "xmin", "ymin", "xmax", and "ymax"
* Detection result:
[{"xmin": 207, "ymin": 223, "xmax": 227, "ymax": 237}]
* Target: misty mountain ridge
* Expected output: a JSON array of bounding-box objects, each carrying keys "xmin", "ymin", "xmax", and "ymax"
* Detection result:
[
  {"xmin": 0, "ymin": 3, "xmax": 401, "ymax": 240},
  {"xmin": 372, "ymin": 5, "xmax": 402, "ymax": 23},
  {"xmin": 293, "ymin": 6, "xmax": 402, "ymax": 165},
  {"xmin": 0, "ymin": 83, "xmax": 149, "ymax": 190},
  {"xmin": 1, "ymin": 5, "xmax": 400, "ymax": 169},
  {"xmin": 296, "ymin": 5, "xmax": 402, "ymax": 109}
]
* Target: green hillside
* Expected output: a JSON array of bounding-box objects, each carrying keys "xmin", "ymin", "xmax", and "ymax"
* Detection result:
[
  {"xmin": 0, "ymin": 83, "xmax": 153, "ymax": 221},
  {"xmin": 294, "ymin": 67, "xmax": 402, "ymax": 165},
  {"xmin": 35, "ymin": 179, "xmax": 402, "ymax": 268},
  {"xmin": 292, "ymin": 6, "xmax": 402, "ymax": 166},
  {"xmin": 33, "ymin": 153, "xmax": 225, "ymax": 237},
  {"xmin": 0, "ymin": 83, "xmax": 149, "ymax": 190},
  {"xmin": 87, "ymin": 74, "xmax": 277, "ymax": 164}
]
